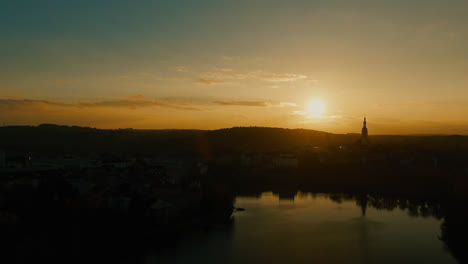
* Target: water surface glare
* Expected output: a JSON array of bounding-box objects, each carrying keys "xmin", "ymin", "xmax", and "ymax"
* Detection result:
[{"xmin": 147, "ymin": 192, "xmax": 456, "ymax": 264}]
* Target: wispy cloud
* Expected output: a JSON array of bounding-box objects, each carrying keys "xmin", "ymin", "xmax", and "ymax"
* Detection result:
[
  {"xmin": 140, "ymin": 72, "xmax": 190, "ymax": 81},
  {"xmin": 196, "ymin": 79, "xmax": 225, "ymax": 85},
  {"xmin": 200, "ymin": 72, "xmax": 248, "ymax": 80},
  {"xmin": 0, "ymin": 95, "xmax": 297, "ymax": 117},
  {"xmin": 0, "ymin": 98, "xmax": 69, "ymax": 107},
  {"xmin": 79, "ymin": 100, "xmax": 199, "ymax": 111},
  {"xmin": 0, "ymin": 96, "xmax": 201, "ymax": 111},
  {"xmin": 277, "ymin": 102, "xmax": 297, "ymax": 107},
  {"xmin": 174, "ymin": 66, "xmax": 190, "ymax": 72},
  {"xmin": 220, "ymin": 68, "xmax": 233, "ymax": 72},
  {"xmin": 250, "ymin": 70, "xmax": 307, "ymax": 82},
  {"xmin": 213, "ymin": 100, "xmax": 297, "ymax": 107},
  {"xmin": 198, "ymin": 70, "xmax": 307, "ymax": 83},
  {"xmin": 155, "ymin": 76, "xmax": 191, "ymax": 81},
  {"xmin": 214, "ymin": 100, "xmax": 267, "ymax": 107},
  {"xmin": 81, "ymin": 95, "xmax": 201, "ymax": 110}
]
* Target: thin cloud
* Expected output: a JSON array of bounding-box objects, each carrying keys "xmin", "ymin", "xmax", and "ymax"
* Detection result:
[
  {"xmin": 155, "ymin": 76, "xmax": 191, "ymax": 81},
  {"xmin": 80, "ymin": 96, "xmax": 200, "ymax": 111},
  {"xmin": 198, "ymin": 70, "xmax": 306, "ymax": 83},
  {"xmin": 250, "ymin": 70, "xmax": 307, "ymax": 82},
  {"xmin": 78, "ymin": 100, "xmax": 200, "ymax": 111},
  {"xmin": 0, "ymin": 96, "xmax": 296, "ymax": 113},
  {"xmin": 276, "ymin": 102, "xmax": 297, "ymax": 107},
  {"xmin": 0, "ymin": 96, "xmax": 201, "ymax": 111},
  {"xmin": 220, "ymin": 68, "xmax": 233, "ymax": 72},
  {"xmin": 200, "ymin": 72, "xmax": 247, "ymax": 80},
  {"xmin": 0, "ymin": 98, "xmax": 69, "ymax": 107},
  {"xmin": 197, "ymin": 79, "xmax": 225, "ymax": 85},
  {"xmin": 292, "ymin": 110, "xmax": 308, "ymax": 116},
  {"xmin": 174, "ymin": 66, "xmax": 190, "ymax": 72},
  {"xmin": 213, "ymin": 100, "xmax": 296, "ymax": 108},
  {"xmin": 214, "ymin": 100, "xmax": 267, "ymax": 107}
]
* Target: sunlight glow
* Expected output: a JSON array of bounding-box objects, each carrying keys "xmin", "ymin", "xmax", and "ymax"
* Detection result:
[{"xmin": 306, "ymin": 99, "xmax": 325, "ymax": 118}]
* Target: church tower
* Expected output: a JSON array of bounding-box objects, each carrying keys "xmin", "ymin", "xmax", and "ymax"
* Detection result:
[{"xmin": 361, "ymin": 116, "xmax": 369, "ymax": 145}]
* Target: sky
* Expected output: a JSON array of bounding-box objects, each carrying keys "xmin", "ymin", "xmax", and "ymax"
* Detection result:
[{"xmin": 1, "ymin": 0, "xmax": 468, "ymax": 134}]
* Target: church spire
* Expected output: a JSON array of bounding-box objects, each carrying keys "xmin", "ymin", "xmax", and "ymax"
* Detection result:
[{"xmin": 361, "ymin": 116, "xmax": 368, "ymax": 145}]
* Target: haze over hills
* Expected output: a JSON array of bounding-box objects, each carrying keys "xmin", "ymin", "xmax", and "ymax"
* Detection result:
[{"xmin": 1, "ymin": 124, "xmax": 468, "ymax": 157}]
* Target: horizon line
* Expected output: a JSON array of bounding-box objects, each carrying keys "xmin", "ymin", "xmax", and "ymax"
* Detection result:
[{"xmin": 1, "ymin": 123, "xmax": 467, "ymax": 137}]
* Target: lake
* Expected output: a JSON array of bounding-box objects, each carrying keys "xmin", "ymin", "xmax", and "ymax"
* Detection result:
[{"xmin": 146, "ymin": 191, "xmax": 457, "ymax": 264}]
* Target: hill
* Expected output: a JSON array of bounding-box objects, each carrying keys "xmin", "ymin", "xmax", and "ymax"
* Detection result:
[{"xmin": 0, "ymin": 124, "xmax": 467, "ymax": 157}]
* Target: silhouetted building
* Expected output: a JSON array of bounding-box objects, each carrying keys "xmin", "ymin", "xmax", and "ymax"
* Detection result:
[{"xmin": 361, "ymin": 117, "xmax": 369, "ymax": 145}]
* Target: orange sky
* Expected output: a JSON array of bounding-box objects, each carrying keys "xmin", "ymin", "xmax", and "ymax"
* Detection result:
[{"xmin": 1, "ymin": 1, "xmax": 468, "ymax": 134}]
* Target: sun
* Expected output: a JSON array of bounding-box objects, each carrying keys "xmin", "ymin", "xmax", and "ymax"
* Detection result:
[{"xmin": 306, "ymin": 99, "xmax": 325, "ymax": 118}]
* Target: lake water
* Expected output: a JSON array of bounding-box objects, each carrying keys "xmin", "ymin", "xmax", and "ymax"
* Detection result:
[{"xmin": 146, "ymin": 192, "xmax": 457, "ymax": 264}]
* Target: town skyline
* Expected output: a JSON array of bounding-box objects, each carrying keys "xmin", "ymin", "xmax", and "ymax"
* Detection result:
[{"xmin": 2, "ymin": 2, "xmax": 468, "ymax": 264}]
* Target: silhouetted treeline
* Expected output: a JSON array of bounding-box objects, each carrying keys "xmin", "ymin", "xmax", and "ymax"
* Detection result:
[
  {"xmin": 0, "ymin": 172, "xmax": 234, "ymax": 264},
  {"xmin": 2, "ymin": 124, "xmax": 468, "ymax": 157}
]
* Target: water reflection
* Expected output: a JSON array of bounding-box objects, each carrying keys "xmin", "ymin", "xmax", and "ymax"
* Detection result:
[
  {"xmin": 148, "ymin": 191, "xmax": 459, "ymax": 264},
  {"xmin": 240, "ymin": 191, "xmax": 445, "ymax": 218}
]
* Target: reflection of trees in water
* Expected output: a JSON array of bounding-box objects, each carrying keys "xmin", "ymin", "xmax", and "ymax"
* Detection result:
[
  {"xmin": 326, "ymin": 192, "xmax": 444, "ymax": 219},
  {"xmin": 236, "ymin": 187, "xmax": 467, "ymax": 263},
  {"xmin": 325, "ymin": 192, "xmax": 467, "ymax": 264}
]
